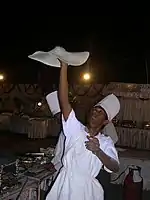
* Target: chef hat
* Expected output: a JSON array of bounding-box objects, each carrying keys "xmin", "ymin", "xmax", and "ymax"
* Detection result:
[
  {"xmin": 28, "ymin": 46, "xmax": 90, "ymax": 68},
  {"xmin": 46, "ymin": 91, "xmax": 60, "ymax": 116},
  {"xmin": 95, "ymin": 94, "xmax": 120, "ymax": 121},
  {"xmin": 102, "ymin": 122, "xmax": 118, "ymax": 144}
]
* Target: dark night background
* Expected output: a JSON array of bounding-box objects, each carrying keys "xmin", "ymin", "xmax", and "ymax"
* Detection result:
[{"xmin": 0, "ymin": 14, "xmax": 149, "ymax": 84}]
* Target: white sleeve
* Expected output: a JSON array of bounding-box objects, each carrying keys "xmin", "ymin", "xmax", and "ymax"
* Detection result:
[
  {"xmin": 104, "ymin": 138, "xmax": 119, "ymax": 173},
  {"xmin": 51, "ymin": 131, "xmax": 65, "ymax": 167},
  {"xmin": 62, "ymin": 109, "xmax": 81, "ymax": 138}
]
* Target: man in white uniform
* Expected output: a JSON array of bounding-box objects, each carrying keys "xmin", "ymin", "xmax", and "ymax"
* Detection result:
[
  {"xmin": 46, "ymin": 91, "xmax": 118, "ymax": 184},
  {"xmin": 46, "ymin": 60, "xmax": 120, "ymax": 200},
  {"xmin": 46, "ymin": 91, "xmax": 65, "ymax": 181}
]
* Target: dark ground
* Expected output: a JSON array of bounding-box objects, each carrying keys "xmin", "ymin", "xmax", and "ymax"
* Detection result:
[
  {"xmin": 0, "ymin": 131, "xmax": 150, "ymax": 200},
  {"xmin": 0, "ymin": 131, "xmax": 57, "ymax": 162}
]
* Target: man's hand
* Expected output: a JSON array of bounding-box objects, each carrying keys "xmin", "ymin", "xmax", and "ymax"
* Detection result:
[
  {"xmin": 85, "ymin": 136, "xmax": 119, "ymax": 172},
  {"xmin": 85, "ymin": 136, "xmax": 100, "ymax": 154},
  {"xmin": 58, "ymin": 59, "xmax": 68, "ymax": 68}
]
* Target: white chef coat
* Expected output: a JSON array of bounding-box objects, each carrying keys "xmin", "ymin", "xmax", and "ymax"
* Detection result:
[
  {"xmin": 51, "ymin": 131, "xmax": 66, "ymax": 179},
  {"xmin": 46, "ymin": 109, "xmax": 119, "ymax": 200}
]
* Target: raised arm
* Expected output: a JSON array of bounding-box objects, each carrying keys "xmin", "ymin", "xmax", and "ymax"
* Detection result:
[{"xmin": 58, "ymin": 60, "xmax": 72, "ymax": 121}]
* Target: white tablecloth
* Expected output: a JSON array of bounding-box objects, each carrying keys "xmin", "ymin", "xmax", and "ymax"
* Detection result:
[
  {"xmin": 111, "ymin": 156, "xmax": 150, "ymax": 190},
  {"xmin": 0, "ymin": 114, "xmax": 12, "ymax": 130},
  {"xmin": 28, "ymin": 118, "xmax": 60, "ymax": 139},
  {"xmin": 10, "ymin": 116, "xmax": 30, "ymax": 134},
  {"xmin": 28, "ymin": 118, "xmax": 49, "ymax": 139},
  {"xmin": 116, "ymin": 127, "xmax": 150, "ymax": 150},
  {"xmin": 9, "ymin": 115, "xmax": 60, "ymax": 139}
]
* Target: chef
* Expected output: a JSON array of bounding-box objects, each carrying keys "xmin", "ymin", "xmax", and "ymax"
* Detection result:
[
  {"xmin": 46, "ymin": 91, "xmax": 118, "ymax": 178},
  {"xmin": 28, "ymin": 47, "xmax": 119, "ymax": 200},
  {"xmin": 46, "ymin": 60, "xmax": 120, "ymax": 200},
  {"xmin": 46, "ymin": 90, "xmax": 119, "ymax": 200},
  {"xmin": 46, "ymin": 91, "xmax": 65, "ymax": 181}
]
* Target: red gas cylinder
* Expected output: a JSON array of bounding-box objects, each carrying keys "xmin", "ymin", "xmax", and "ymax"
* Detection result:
[{"xmin": 123, "ymin": 166, "xmax": 143, "ymax": 200}]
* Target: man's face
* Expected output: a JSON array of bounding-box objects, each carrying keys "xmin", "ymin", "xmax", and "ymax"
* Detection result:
[{"xmin": 88, "ymin": 106, "xmax": 108, "ymax": 129}]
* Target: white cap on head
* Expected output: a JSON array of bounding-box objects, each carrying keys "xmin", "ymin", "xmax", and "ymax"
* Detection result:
[
  {"xmin": 95, "ymin": 94, "xmax": 120, "ymax": 121},
  {"xmin": 46, "ymin": 91, "xmax": 60, "ymax": 116}
]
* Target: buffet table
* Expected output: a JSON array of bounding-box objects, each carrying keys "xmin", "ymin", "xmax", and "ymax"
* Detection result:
[
  {"xmin": 10, "ymin": 115, "xmax": 30, "ymax": 134},
  {"xmin": 111, "ymin": 149, "xmax": 150, "ymax": 191},
  {"xmin": 116, "ymin": 127, "xmax": 150, "ymax": 150},
  {"xmin": 28, "ymin": 118, "xmax": 50, "ymax": 139},
  {"xmin": 28, "ymin": 117, "xmax": 60, "ymax": 138},
  {"xmin": 0, "ymin": 113, "xmax": 12, "ymax": 131},
  {"xmin": 10, "ymin": 115, "xmax": 60, "ymax": 139}
]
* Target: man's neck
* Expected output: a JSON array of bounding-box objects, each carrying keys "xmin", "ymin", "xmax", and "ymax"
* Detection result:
[{"xmin": 86, "ymin": 126, "xmax": 102, "ymax": 136}]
